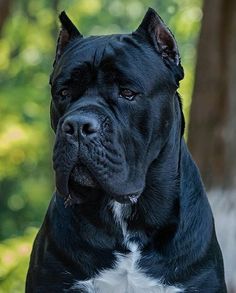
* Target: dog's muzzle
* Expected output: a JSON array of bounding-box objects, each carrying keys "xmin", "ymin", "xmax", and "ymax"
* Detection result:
[
  {"xmin": 53, "ymin": 109, "xmax": 142, "ymax": 204},
  {"xmin": 53, "ymin": 112, "xmax": 101, "ymax": 196}
]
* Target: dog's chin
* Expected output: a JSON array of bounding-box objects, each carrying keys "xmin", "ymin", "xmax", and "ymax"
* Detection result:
[
  {"xmin": 70, "ymin": 164, "xmax": 99, "ymax": 188},
  {"xmin": 111, "ymin": 192, "xmax": 141, "ymax": 204},
  {"xmin": 65, "ymin": 164, "xmax": 101, "ymax": 204}
]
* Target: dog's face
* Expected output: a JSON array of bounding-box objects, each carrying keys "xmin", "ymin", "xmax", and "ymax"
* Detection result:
[{"xmin": 50, "ymin": 8, "xmax": 184, "ymax": 203}]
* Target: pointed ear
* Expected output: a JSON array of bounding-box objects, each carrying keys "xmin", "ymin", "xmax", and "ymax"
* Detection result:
[
  {"xmin": 53, "ymin": 11, "xmax": 83, "ymax": 66},
  {"xmin": 136, "ymin": 8, "xmax": 181, "ymax": 67}
]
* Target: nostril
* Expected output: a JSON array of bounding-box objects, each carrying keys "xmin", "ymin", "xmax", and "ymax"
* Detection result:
[
  {"xmin": 62, "ymin": 121, "xmax": 75, "ymax": 136},
  {"xmin": 81, "ymin": 122, "xmax": 98, "ymax": 136}
]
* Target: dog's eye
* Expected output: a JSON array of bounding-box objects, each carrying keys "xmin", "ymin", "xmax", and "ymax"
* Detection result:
[
  {"xmin": 119, "ymin": 88, "xmax": 136, "ymax": 100},
  {"xmin": 60, "ymin": 89, "xmax": 69, "ymax": 97},
  {"xmin": 57, "ymin": 89, "xmax": 71, "ymax": 104}
]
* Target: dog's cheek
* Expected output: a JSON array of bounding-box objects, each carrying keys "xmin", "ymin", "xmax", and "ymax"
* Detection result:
[
  {"xmin": 161, "ymin": 110, "xmax": 173, "ymax": 136},
  {"xmin": 150, "ymin": 107, "xmax": 174, "ymax": 153},
  {"xmin": 160, "ymin": 98, "xmax": 175, "ymax": 133}
]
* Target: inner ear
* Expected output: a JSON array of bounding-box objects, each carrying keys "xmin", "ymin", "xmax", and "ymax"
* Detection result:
[
  {"xmin": 156, "ymin": 24, "xmax": 179, "ymax": 65},
  {"xmin": 53, "ymin": 11, "xmax": 83, "ymax": 66},
  {"xmin": 54, "ymin": 28, "xmax": 70, "ymax": 65},
  {"xmin": 136, "ymin": 8, "xmax": 180, "ymax": 66}
]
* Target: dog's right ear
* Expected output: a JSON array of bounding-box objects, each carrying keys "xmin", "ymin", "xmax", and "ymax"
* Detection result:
[{"xmin": 53, "ymin": 11, "xmax": 83, "ymax": 66}]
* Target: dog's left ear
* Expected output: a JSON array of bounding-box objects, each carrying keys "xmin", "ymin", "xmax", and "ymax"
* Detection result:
[
  {"xmin": 136, "ymin": 8, "xmax": 183, "ymax": 79},
  {"xmin": 53, "ymin": 11, "xmax": 83, "ymax": 66}
]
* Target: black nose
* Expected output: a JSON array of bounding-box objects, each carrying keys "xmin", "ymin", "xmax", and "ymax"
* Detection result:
[{"xmin": 62, "ymin": 115, "xmax": 100, "ymax": 138}]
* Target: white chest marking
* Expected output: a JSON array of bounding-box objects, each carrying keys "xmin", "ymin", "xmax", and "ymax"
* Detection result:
[
  {"xmin": 72, "ymin": 202, "xmax": 184, "ymax": 293},
  {"xmin": 72, "ymin": 248, "xmax": 183, "ymax": 292},
  {"xmin": 73, "ymin": 248, "xmax": 183, "ymax": 292}
]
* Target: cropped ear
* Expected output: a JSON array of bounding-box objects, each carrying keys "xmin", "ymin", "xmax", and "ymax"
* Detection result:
[
  {"xmin": 136, "ymin": 8, "xmax": 181, "ymax": 67},
  {"xmin": 53, "ymin": 11, "xmax": 83, "ymax": 66}
]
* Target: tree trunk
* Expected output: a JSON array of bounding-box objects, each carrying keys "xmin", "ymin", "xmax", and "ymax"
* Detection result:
[
  {"xmin": 188, "ymin": 0, "xmax": 236, "ymax": 190},
  {"xmin": 188, "ymin": 0, "xmax": 236, "ymax": 291},
  {"xmin": 0, "ymin": 0, "xmax": 12, "ymax": 34}
]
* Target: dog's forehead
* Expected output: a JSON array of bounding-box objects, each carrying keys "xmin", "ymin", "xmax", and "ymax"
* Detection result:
[
  {"xmin": 52, "ymin": 33, "xmax": 166, "ymax": 84},
  {"xmin": 63, "ymin": 33, "xmax": 144, "ymax": 65}
]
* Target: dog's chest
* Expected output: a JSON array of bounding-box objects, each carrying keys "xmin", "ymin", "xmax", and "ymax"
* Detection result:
[{"xmin": 72, "ymin": 203, "xmax": 183, "ymax": 293}]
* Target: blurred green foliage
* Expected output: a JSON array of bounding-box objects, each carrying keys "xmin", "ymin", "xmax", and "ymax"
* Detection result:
[
  {"xmin": 0, "ymin": 228, "xmax": 37, "ymax": 293},
  {"xmin": 0, "ymin": 0, "xmax": 201, "ymax": 291}
]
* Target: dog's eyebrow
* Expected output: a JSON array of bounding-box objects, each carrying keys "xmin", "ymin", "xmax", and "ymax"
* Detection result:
[
  {"xmin": 70, "ymin": 63, "xmax": 91, "ymax": 77},
  {"xmin": 53, "ymin": 62, "xmax": 91, "ymax": 86},
  {"xmin": 116, "ymin": 72, "xmax": 145, "ymax": 93},
  {"xmin": 100, "ymin": 60, "xmax": 145, "ymax": 93}
]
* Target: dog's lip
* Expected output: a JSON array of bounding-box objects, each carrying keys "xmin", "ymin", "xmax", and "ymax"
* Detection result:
[
  {"xmin": 53, "ymin": 139, "xmax": 79, "ymax": 197},
  {"xmin": 55, "ymin": 168, "xmax": 71, "ymax": 197}
]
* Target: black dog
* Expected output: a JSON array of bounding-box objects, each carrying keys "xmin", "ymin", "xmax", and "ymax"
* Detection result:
[{"xmin": 26, "ymin": 8, "xmax": 227, "ymax": 292}]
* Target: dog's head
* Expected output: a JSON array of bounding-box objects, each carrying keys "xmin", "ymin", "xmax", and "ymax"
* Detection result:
[{"xmin": 50, "ymin": 8, "xmax": 184, "ymax": 204}]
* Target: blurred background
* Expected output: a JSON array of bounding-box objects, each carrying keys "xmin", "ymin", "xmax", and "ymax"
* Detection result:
[{"xmin": 0, "ymin": 0, "xmax": 235, "ymax": 292}]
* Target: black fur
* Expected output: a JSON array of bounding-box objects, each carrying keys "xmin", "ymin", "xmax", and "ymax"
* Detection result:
[{"xmin": 26, "ymin": 8, "xmax": 227, "ymax": 292}]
